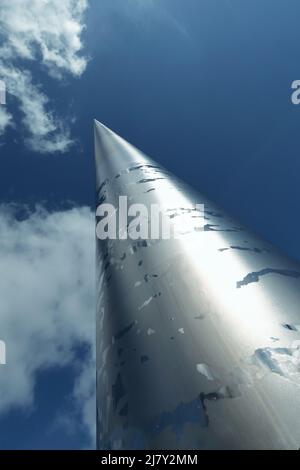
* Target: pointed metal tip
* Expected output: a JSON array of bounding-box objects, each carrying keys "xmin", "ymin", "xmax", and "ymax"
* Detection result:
[
  {"xmin": 94, "ymin": 120, "xmax": 121, "ymax": 143},
  {"xmin": 94, "ymin": 119, "xmax": 105, "ymax": 126},
  {"xmin": 94, "ymin": 119, "xmax": 111, "ymax": 132},
  {"xmin": 94, "ymin": 119, "xmax": 104, "ymax": 130},
  {"xmin": 94, "ymin": 120, "xmax": 153, "ymax": 186}
]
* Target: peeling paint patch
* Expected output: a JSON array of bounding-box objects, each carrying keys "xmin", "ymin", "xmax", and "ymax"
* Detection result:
[
  {"xmin": 147, "ymin": 328, "xmax": 155, "ymax": 335},
  {"xmin": 253, "ymin": 346, "xmax": 300, "ymax": 380},
  {"xmin": 150, "ymin": 396, "xmax": 207, "ymax": 438},
  {"xmin": 237, "ymin": 268, "xmax": 300, "ymax": 288},
  {"xmin": 282, "ymin": 323, "xmax": 300, "ymax": 332},
  {"xmin": 128, "ymin": 163, "xmax": 162, "ymax": 172},
  {"xmin": 131, "ymin": 240, "xmax": 148, "ymax": 253},
  {"xmin": 204, "ymin": 224, "xmax": 240, "ymax": 232},
  {"xmin": 114, "ymin": 321, "xmax": 137, "ymax": 341},
  {"xmin": 137, "ymin": 178, "xmax": 165, "ymax": 184},
  {"xmin": 97, "ymin": 193, "xmax": 106, "ymax": 205},
  {"xmin": 144, "ymin": 274, "xmax": 158, "ymax": 282},
  {"xmin": 196, "ymin": 363, "xmax": 218, "ymax": 381},
  {"xmin": 153, "ymin": 292, "xmax": 162, "ymax": 299},
  {"xmin": 97, "ymin": 178, "xmax": 109, "ymax": 192},
  {"xmin": 138, "ymin": 297, "xmax": 153, "ymax": 310},
  {"xmin": 218, "ymin": 246, "xmax": 269, "ymax": 254},
  {"xmin": 200, "ymin": 387, "xmax": 235, "ymax": 426}
]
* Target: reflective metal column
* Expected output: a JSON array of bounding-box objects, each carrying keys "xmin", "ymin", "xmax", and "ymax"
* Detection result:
[{"xmin": 95, "ymin": 120, "xmax": 300, "ymax": 450}]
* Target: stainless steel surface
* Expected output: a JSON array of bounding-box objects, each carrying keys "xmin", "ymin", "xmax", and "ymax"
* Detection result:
[{"xmin": 95, "ymin": 120, "xmax": 300, "ymax": 450}]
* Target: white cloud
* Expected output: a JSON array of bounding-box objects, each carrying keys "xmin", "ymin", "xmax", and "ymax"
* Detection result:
[
  {"xmin": 0, "ymin": 66, "xmax": 73, "ymax": 153},
  {"xmin": 0, "ymin": 107, "xmax": 13, "ymax": 136},
  {"xmin": 0, "ymin": 0, "xmax": 88, "ymax": 78},
  {"xmin": 0, "ymin": 205, "xmax": 95, "ymax": 446},
  {"xmin": 0, "ymin": 0, "xmax": 89, "ymax": 153}
]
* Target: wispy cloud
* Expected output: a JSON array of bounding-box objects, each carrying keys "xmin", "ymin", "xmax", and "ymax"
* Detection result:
[
  {"xmin": 0, "ymin": 205, "xmax": 95, "ymax": 446},
  {"xmin": 0, "ymin": 0, "xmax": 89, "ymax": 154},
  {"xmin": 0, "ymin": 107, "xmax": 12, "ymax": 136}
]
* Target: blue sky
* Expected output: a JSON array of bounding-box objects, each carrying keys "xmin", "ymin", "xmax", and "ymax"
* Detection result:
[{"xmin": 0, "ymin": 0, "xmax": 300, "ymax": 449}]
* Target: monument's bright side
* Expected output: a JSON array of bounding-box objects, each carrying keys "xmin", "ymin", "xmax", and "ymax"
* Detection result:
[{"xmin": 95, "ymin": 120, "xmax": 300, "ymax": 450}]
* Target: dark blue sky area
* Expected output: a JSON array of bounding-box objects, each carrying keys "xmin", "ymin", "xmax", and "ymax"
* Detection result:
[
  {"xmin": 2, "ymin": 0, "xmax": 300, "ymax": 260},
  {"xmin": 0, "ymin": 365, "xmax": 89, "ymax": 450}
]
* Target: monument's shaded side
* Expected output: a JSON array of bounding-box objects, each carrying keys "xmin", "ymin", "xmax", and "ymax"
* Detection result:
[{"xmin": 95, "ymin": 120, "xmax": 300, "ymax": 450}]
